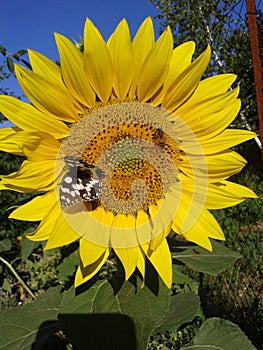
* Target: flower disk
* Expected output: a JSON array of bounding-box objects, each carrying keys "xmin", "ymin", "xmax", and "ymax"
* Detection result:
[{"xmin": 0, "ymin": 17, "xmax": 257, "ymax": 288}]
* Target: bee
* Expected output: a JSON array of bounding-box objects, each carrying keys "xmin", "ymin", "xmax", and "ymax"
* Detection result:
[
  {"xmin": 59, "ymin": 156, "xmax": 104, "ymax": 207},
  {"xmin": 152, "ymin": 127, "xmax": 165, "ymax": 147}
]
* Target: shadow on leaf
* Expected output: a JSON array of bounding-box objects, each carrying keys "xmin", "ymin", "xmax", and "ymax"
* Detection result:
[{"xmin": 58, "ymin": 313, "xmax": 138, "ymax": 350}]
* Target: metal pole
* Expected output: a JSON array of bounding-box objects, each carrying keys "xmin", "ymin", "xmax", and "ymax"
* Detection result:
[{"xmin": 246, "ymin": 0, "xmax": 263, "ymax": 158}]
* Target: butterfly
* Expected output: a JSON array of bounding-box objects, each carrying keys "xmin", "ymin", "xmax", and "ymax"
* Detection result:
[{"xmin": 59, "ymin": 156, "xmax": 104, "ymax": 207}]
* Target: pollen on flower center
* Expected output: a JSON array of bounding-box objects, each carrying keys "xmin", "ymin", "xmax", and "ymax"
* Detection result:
[
  {"xmin": 59, "ymin": 102, "xmax": 181, "ymax": 214},
  {"xmin": 100, "ymin": 138, "xmax": 169, "ymax": 213}
]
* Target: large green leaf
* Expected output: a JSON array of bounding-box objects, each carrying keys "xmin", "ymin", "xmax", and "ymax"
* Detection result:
[
  {"xmin": 183, "ymin": 317, "xmax": 256, "ymax": 350},
  {"xmin": 0, "ymin": 286, "xmax": 62, "ymax": 350},
  {"xmin": 59, "ymin": 279, "xmax": 170, "ymax": 350},
  {"xmin": 172, "ymin": 240, "xmax": 241, "ymax": 274},
  {"xmin": 57, "ymin": 250, "xmax": 80, "ymax": 283},
  {"xmin": 157, "ymin": 291, "xmax": 200, "ymax": 332}
]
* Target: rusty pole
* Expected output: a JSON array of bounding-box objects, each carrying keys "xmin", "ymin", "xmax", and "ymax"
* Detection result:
[{"xmin": 246, "ymin": 0, "xmax": 263, "ymax": 157}]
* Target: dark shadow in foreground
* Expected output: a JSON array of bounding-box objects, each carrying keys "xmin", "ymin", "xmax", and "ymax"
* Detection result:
[
  {"xmin": 58, "ymin": 313, "xmax": 138, "ymax": 350},
  {"xmin": 30, "ymin": 320, "xmax": 67, "ymax": 350},
  {"xmin": 31, "ymin": 314, "xmax": 137, "ymax": 350}
]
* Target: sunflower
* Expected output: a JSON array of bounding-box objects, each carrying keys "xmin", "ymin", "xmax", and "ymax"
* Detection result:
[{"xmin": 0, "ymin": 18, "xmax": 256, "ymax": 288}]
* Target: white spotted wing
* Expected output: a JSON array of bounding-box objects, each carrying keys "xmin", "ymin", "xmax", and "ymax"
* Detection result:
[{"xmin": 60, "ymin": 157, "xmax": 103, "ymax": 207}]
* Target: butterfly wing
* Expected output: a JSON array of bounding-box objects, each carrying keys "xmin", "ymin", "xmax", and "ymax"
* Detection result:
[{"xmin": 59, "ymin": 159, "xmax": 103, "ymax": 207}]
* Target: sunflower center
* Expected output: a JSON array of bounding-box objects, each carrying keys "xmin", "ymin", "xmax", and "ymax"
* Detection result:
[{"xmin": 60, "ymin": 102, "xmax": 181, "ymax": 214}]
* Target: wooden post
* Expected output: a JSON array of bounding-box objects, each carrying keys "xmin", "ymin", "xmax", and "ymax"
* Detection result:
[{"xmin": 246, "ymin": 0, "xmax": 263, "ymax": 157}]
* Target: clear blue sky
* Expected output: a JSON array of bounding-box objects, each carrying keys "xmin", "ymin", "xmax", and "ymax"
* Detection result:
[{"xmin": 0, "ymin": 0, "xmax": 161, "ymax": 99}]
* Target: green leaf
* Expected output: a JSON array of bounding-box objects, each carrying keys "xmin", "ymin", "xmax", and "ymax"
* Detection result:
[
  {"xmin": 2, "ymin": 278, "xmax": 12, "ymax": 293},
  {"xmin": 21, "ymin": 59, "xmax": 31, "ymax": 69},
  {"xmin": 21, "ymin": 235, "xmax": 40, "ymax": 261},
  {"xmin": 0, "ymin": 238, "xmax": 11, "ymax": 252},
  {"xmin": 59, "ymin": 279, "xmax": 170, "ymax": 350},
  {"xmin": 157, "ymin": 291, "xmax": 200, "ymax": 332},
  {"xmin": 12, "ymin": 53, "xmax": 20, "ymax": 61},
  {"xmin": 16, "ymin": 49, "xmax": 27, "ymax": 56},
  {"xmin": 25, "ymin": 258, "xmax": 34, "ymax": 278},
  {"xmin": 172, "ymin": 240, "xmax": 241, "ymax": 274},
  {"xmin": 0, "ymin": 44, "xmax": 6, "ymax": 56},
  {"xmin": 0, "ymin": 286, "xmax": 62, "ymax": 350},
  {"xmin": 173, "ymin": 265, "xmax": 194, "ymax": 284},
  {"xmin": 183, "ymin": 317, "xmax": 256, "ymax": 350},
  {"xmin": 57, "ymin": 251, "xmax": 80, "ymax": 282},
  {"xmin": 6, "ymin": 57, "xmax": 14, "ymax": 73}
]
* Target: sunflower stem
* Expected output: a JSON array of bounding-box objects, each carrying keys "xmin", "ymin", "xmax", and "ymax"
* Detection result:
[{"xmin": 0, "ymin": 255, "xmax": 36, "ymax": 300}]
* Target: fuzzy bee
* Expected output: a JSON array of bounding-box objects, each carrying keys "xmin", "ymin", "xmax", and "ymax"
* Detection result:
[
  {"xmin": 59, "ymin": 156, "xmax": 104, "ymax": 207},
  {"xmin": 152, "ymin": 127, "xmax": 165, "ymax": 147}
]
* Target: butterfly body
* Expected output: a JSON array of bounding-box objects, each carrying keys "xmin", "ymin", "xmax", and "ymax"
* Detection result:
[{"xmin": 60, "ymin": 156, "xmax": 104, "ymax": 207}]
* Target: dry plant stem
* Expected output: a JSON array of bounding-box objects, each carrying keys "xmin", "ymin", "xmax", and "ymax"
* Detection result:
[{"xmin": 0, "ymin": 255, "xmax": 36, "ymax": 300}]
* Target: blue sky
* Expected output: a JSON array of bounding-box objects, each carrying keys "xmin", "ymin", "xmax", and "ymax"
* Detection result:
[{"xmin": 0, "ymin": 0, "xmax": 161, "ymax": 99}]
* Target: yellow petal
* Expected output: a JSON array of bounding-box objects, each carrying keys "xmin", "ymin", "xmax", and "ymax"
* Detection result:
[
  {"xmin": 177, "ymin": 171, "xmax": 255, "ymax": 213},
  {"xmin": 110, "ymin": 213, "xmax": 137, "ymax": 248},
  {"xmin": 55, "ymin": 33, "xmax": 95, "ymax": 108},
  {"xmin": 22, "ymin": 133, "xmax": 60, "ymax": 161},
  {"xmin": 15, "ymin": 65, "xmax": 81, "ymax": 122},
  {"xmin": 177, "ymin": 82, "xmax": 240, "ymax": 116},
  {"xmin": 129, "ymin": 17, "xmax": 154, "ymax": 97},
  {"xmin": 9, "ymin": 191, "xmax": 57, "ymax": 221},
  {"xmin": 0, "ymin": 182, "xmax": 11, "ymax": 190},
  {"xmin": 205, "ymin": 181, "xmax": 257, "ymax": 209},
  {"xmin": 141, "ymin": 239, "xmax": 172, "ymax": 288},
  {"xmin": 179, "ymin": 150, "xmax": 246, "ymax": 183},
  {"xmin": 28, "ymin": 49, "xmax": 62, "ymax": 83},
  {"xmin": 136, "ymin": 209, "xmax": 152, "ymax": 244},
  {"xmin": 164, "ymin": 41, "xmax": 196, "ymax": 90},
  {"xmin": 1, "ymin": 131, "xmax": 60, "ymax": 160},
  {"xmin": 137, "ymin": 26, "xmax": 173, "ymax": 101},
  {"xmin": 79, "ymin": 206, "xmax": 114, "ymax": 247},
  {"xmin": 205, "ymin": 150, "xmax": 247, "ymax": 181},
  {"xmin": 189, "ymin": 73, "xmax": 238, "ymax": 103},
  {"xmin": 26, "ymin": 201, "xmax": 60, "ymax": 241},
  {"xmin": 175, "ymin": 88, "xmax": 241, "ymax": 140},
  {"xmin": 45, "ymin": 211, "xmax": 80, "ymax": 249},
  {"xmin": 0, "ymin": 128, "xmax": 28, "ymax": 155},
  {"xmin": 132, "ymin": 17, "xmax": 154, "ymax": 69},
  {"xmin": 79, "ymin": 238, "xmax": 108, "ymax": 267},
  {"xmin": 0, "ymin": 127, "xmax": 18, "ymax": 139},
  {"xmin": 114, "ymin": 246, "xmax": 138, "ymax": 280},
  {"xmin": 192, "ymin": 129, "xmax": 256, "ymax": 154},
  {"xmin": 175, "ymin": 208, "xmax": 225, "ymax": 251},
  {"xmin": 107, "ymin": 19, "xmax": 134, "ymax": 100},
  {"xmin": 0, "ymin": 159, "xmax": 56, "ymax": 192},
  {"xmin": 75, "ymin": 252, "xmax": 110, "ymax": 287},
  {"xmin": 84, "ymin": 18, "xmax": 113, "ymax": 103},
  {"xmin": 149, "ymin": 225, "xmax": 171, "ymax": 252},
  {"xmin": 0, "ymin": 95, "xmax": 69, "ymax": 138},
  {"xmin": 0, "ymin": 142, "xmax": 24, "ymax": 155},
  {"xmin": 148, "ymin": 200, "xmax": 173, "ymax": 251},
  {"xmin": 136, "ymin": 246, "xmax": 146, "ymax": 282},
  {"xmin": 171, "ymin": 182, "xmax": 207, "ymax": 234},
  {"xmin": 64, "ymin": 205, "xmax": 116, "ymax": 248},
  {"xmin": 175, "ymin": 174, "xmax": 206, "ymax": 208},
  {"xmin": 151, "ymin": 41, "xmax": 196, "ymax": 105},
  {"xmin": 163, "ymin": 45, "xmax": 211, "ymax": 111}
]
